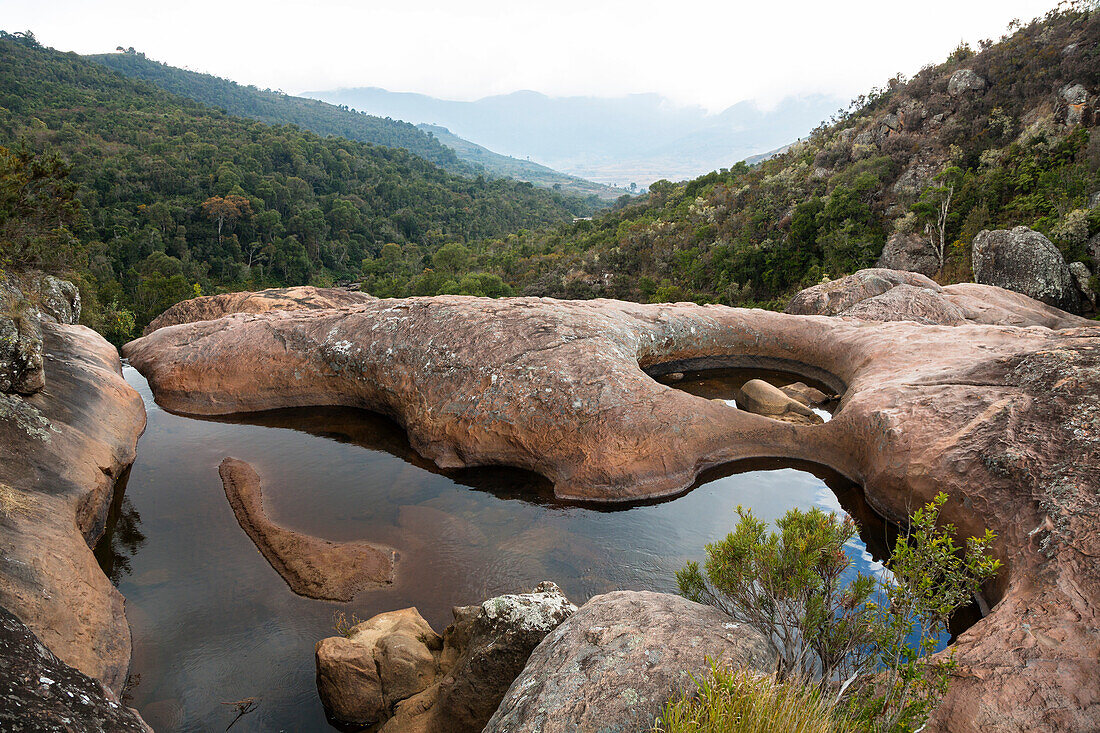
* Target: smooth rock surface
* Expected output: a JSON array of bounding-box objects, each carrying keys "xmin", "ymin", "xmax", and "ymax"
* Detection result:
[
  {"xmin": 0, "ymin": 606, "xmax": 149, "ymax": 732},
  {"xmin": 125, "ymin": 291, "xmax": 1100, "ymax": 731},
  {"xmin": 972, "ymin": 226, "xmax": 1080, "ymax": 313},
  {"xmin": 485, "ymin": 591, "xmax": 774, "ymax": 733},
  {"xmin": 143, "ymin": 285, "xmax": 375, "ymax": 334},
  {"xmin": 876, "ymin": 231, "xmax": 940, "ymax": 276},
  {"xmin": 0, "ymin": 322, "xmax": 146, "ymax": 693},
  {"xmin": 738, "ymin": 378, "xmax": 822, "ymax": 424},
  {"xmin": 219, "ymin": 457, "xmax": 394, "ymax": 601}
]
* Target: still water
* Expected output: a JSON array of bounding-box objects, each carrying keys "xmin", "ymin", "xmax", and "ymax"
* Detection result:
[{"xmin": 97, "ymin": 366, "xmax": 891, "ymax": 732}]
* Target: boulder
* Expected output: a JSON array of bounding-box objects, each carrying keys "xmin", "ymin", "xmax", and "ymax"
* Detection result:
[
  {"xmin": 785, "ymin": 268, "xmax": 942, "ymax": 317},
  {"xmin": 143, "ymin": 285, "xmax": 375, "ymax": 334},
  {"xmin": 841, "ymin": 283, "xmax": 968, "ymax": 325},
  {"xmin": 484, "ymin": 591, "xmax": 774, "ymax": 733},
  {"xmin": 0, "ymin": 606, "xmax": 150, "ymax": 732},
  {"xmin": 972, "ymin": 226, "xmax": 1080, "ymax": 312},
  {"xmin": 947, "ymin": 68, "xmax": 987, "ymax": 97},
  {"xmin": 316, "ymin": 582, "xmax": 576, "ymax": 731},
  {"xmin": 0, "ymin": 304, "xmax": 44, "ymax": 394},
  {"xmin": 315, "ymin": 607, "xmax": 442, "ymax": 726},
  {"xmin": 1069, "ymin": 261, "xmax": 1095, "ymax": 308},
  {"xmin": 738, "ymin": 378, "xmax": 822, "ymax": 425},
  {"xmin": 780, "ymin": 381, "xmax": 832, "ymax": 406},
  {"xmin": 1060, "ymin": 84, "xmax": 1090, "ymax": 127},
  {"xmin": 876, "ymin": 232, "xmax": 940, "ymax": 276},
  {"xmin": 218, "ymin": 457, "xmax": 394, "ymax": 601}
]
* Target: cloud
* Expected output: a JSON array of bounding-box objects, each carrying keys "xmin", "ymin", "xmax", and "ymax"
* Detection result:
[{"xmin": 7, "ymin": 0, "xmax": 1058, "ymax": 112}]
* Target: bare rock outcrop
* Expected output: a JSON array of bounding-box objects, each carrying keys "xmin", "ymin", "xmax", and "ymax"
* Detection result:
[
  {"xmin": 948, "ymin": 68, "xmax": 987, "ymax": 97},
  {"xmin": 124, "ymin": 292, "xmax": 1100, "ymax": 731},
  {"xmin": 316, "ymin": 582, "xmax": 575, "ymax": 731},
  {"xmin": 0, "ymin": 606, "xmax": 149, "ymax": 732},
  {"xmin": 143, "ymin": 285, "xmax": 375, "ymax": 334},
  {"xmin": 787, "ymin": 268, "xmax": 1087, "ymax": 329},
  {"xmin": 1, "ymin": 321, "xmax": 146, "ymax": 693},
  {"xmin": 876, "ymin": 231, "xmax": 940, "ymax": 276},
  {"xmin": 218, "ymin": 457, "xmax": 393, "ymax": 601},
  {"xmin": 485, "ymin": 591, "xmax": 774, "ymax": 733},
  {"xmin": 1, "ymin": 271, "xmax": 82, "ymax": 395},
  {"xmin": 972, "ymin": 226, "xmax": 1080, "ymax": 313}
]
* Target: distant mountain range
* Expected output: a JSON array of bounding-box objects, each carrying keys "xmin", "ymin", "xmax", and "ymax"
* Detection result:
[
  {"xmin": 303, "ymin": 88, "xmax": 848, "ymax": 186},
  {"xmin": 85, "ymin": 52, "xmax": 622, "ymax": 200}
]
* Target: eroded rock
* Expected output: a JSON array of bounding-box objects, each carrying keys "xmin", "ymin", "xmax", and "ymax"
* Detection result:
[
  {"xmin": 125, "ymin": 291, "xmax": 1100, "ymax": 731},
  {"xmin": 485, "ymin": 591, "xmax": 774, "ymax": 733},
  {"xmin": 316, "ymin": 581, "xmax": 575, "ymax": 731},
  {"xmin": 948, "ymin": 68, "xmax": 987, "ymax": 97},
  {"xmin": 1069, "ymin": 261, "xmax": 1095, "ymax": 309},
  {"xmin": 218, "ymin": 457, "xmax": 394, "ymax": 601},
  {"xmin": 144, "ymin": 285, "xmax": 375, "ymax": 334},
  {"xmin": 972, "ymin": 226, "xmax": 1080, "ymax": 313},
  {"xmin": 738, "ymin": 378, "xmax": 822, "ymax": 425},
  {"xmin": 876, "ymin": 232, "xmax": 940, "ymax": 276}
]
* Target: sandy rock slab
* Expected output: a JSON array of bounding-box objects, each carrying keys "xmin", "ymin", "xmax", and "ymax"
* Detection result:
[
  {"xmin": 0, "ymin": 606, "xmax": 150, "ymax": 732},
  {"xmin": 1, "ymin": 323, "xmax": 146, "ymax": 693},
  {"xmin": 218, "ymin": 457, "xmax": 393, "ymax": 601},
  {"xmin": 485, "ymin": 591, "xmax": 774, "ymax": 733},
  {"xmin": 316, "ymin": 581, "xmax": 576, "ymax": 731},
  {"xmin": 143, "ymin": 284, "xmax": 375, "ymax": 334},
  {"xmin": 125, "ymin": 288, "xmax": 1100, "ymax": 731}
]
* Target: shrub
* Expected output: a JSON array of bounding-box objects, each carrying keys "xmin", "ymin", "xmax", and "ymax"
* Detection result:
[
  {"xmin": 656, "ymin": 665, "xmax": 857, "ymax": 733},
  {"xmin": 676, "ymin": 494, "xmax": 1000, "ymax": 732}
]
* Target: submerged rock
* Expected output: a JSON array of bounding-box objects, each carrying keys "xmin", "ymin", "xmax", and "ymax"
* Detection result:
[
  {"xmin": 485, "ymin": 591, "xmax": 773, "ymax": 733},
  {"xmin": 972, "ymin": 226, "xmax": 1080, "ymax": 313},
  {"xmin": 218, "ymin": 457, "xmax": 394, "ymax": 601},
  {"xmin": 0, "ymin": 607, "xmax": 149, "ymax": 732},
  {"xmin": 316, "ymin": 581, "xmax": 576, "ymax": 731},
  {"xmin": 738, "ymin": 378, "xmax": 822, "ymax": 425}
]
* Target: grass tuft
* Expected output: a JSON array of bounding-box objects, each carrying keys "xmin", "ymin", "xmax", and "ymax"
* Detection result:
[{"xmin": 0, "ymin": 483, "xmax": 35, "ymax": 518}]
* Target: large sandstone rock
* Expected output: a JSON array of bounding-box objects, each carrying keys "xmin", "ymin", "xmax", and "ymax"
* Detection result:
[
  {"xmin": 485, "ymin": 591, "xmax": 774, "ymax": 733},
  {"xmin": 143, "ymin": 285, "xmax": 375, "ymax": 334},
  {"xmin": 219, "ymin": 457, "xmax": 394, "ymax": 601},
  {"xmin": 788, "ymin": 268, "xmax": 1087, "ymax": 329},
  {"xmin": 0, "ymin": 606, "xmax": 149, "ymax": 732},
  {"xmin": 972, "ymin": 226, "xmax": 1080, "ymax": 313},
  {"xmin": 0, "ymin": 323, "xmax": 146, "ymax": 693},
  {"xmin": 125, "ymin": 293, "xmax": 1100, "ymax": 731},
  {"xmin": 738, "ymin": 378, "xmax": 822, "ymax": 424},
  {"xmin": 316, "ymin": 582, "xmax": 576, "ymax": 731},
  {"xmin": 876, "ymin": 232, "xmax": 940, "ymax": 276}
]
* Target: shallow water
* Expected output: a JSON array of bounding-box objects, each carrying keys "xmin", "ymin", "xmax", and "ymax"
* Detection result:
[{"xmin": 98, "ymin": 366, "xmax": 895, "ymax": 732}]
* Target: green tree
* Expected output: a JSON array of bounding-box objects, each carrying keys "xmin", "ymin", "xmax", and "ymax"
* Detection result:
[{"xmin": 0, "ymin": 146, "xmax": 85, "ymax": 273}]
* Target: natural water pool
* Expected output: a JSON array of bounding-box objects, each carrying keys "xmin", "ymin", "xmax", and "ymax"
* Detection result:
[{"xmin": 97, "ymin": 366, "xmax": 896, "ymax": 732}]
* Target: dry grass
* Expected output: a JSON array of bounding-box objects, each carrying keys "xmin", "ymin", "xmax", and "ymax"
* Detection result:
[
  {"xmin": 655, "ymin": 665, "xmax": 858, "ymax": 733},
  {"xmin": 0, "ymin": 483, "xmax": 35, "ymax": 518}
]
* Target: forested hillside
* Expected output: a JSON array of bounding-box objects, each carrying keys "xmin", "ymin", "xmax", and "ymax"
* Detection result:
[
  {"xmin": 401, "ymin": 5, "xmax": 1097, "ymax": 307},
  {"xmin": 0, "ymin": 32, "xmax": 596, "ymax": 338}
]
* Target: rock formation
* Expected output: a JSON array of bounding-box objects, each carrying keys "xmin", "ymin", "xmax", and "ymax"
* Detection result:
[
  {"xmin": 1069, "ymin": 261, "xmax": 1095, "ymax": 309},
  {"xmin": 0, "ymin": 606, "xmax": 150, "ymax": 732},
  {"xmin": 876, "ymin": 231, "xmax": 940, "ymax": 276},
  {"xmin": 947, "ymin": 68, "xmax": 987, "ymax": 97},
  {"xmin": 0, "ymin": 318, "xmax": 146, "ymax": 693},
  {"xmin": 786, "ymin": 268, "xmax": 1088, "ymax": 329},
  {"xmin": 737, "ymin": 378, "xmax": 822, "ymax": 425},
  {"xmin": 316, "ymin": 582, "xmax": 575, "ymax": 731},
  {"xmin": 143, "ymin": 285, "xmax": 375, "ymax": 334},
  {"xmin": 125, "ymin": 284, "xmax": 1100, "ymax": 731},
  {"xmin": 972, "ymin": 226, "xmax": 1080, "ymax": 313},
  {"xmin": 218, "ymin": 457, "xmax": 394, "ymax": 601},
  {"xmin": 485, "ymin": 591, "xmax": 774, "ymax": 732},
  {"xmin": 1, "ymin": 270, "xmax": 82, "ymax": 395}
]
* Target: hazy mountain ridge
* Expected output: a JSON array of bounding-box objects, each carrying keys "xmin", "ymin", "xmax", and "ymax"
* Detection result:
[{"xmin": 304, "ymin": 87, "xmax": 848, "ymax": 185}]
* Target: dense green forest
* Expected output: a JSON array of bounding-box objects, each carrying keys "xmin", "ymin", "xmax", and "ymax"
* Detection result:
[
  {"xmin": 87, "ymin": 50, "xmax": 471, "ymax": 175},
  {"xmin": 87, "ymin": 51, "xmax": 619, "ymax": 203},
  {"xmin": 377, "ymin": 5, "xmax": 1096, "ymax": 308},
  {"xmin": 0, "ymin": 31, "xmax": 600, "ymax": 339}
]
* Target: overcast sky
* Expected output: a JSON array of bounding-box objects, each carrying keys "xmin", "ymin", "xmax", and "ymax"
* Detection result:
[{"xmin": 6, "ymin": 0, "xmax": 1059, "ymax": 112}]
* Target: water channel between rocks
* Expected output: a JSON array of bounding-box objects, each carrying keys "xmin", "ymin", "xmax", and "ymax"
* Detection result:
[{"xmin": 97, "ymin": 365, "xmax": 898, "ymax": 732}]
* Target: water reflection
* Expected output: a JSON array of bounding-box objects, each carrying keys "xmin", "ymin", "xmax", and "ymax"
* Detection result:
[
  {"xmin": 93, "ymin": 466, "xmax": 147, "ymax": 585},
  {"xmin": 98, "ymin": 366, "xmax": 899, "ymax": 732}
]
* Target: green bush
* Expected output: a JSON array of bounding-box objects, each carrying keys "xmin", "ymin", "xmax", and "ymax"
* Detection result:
[{"xmin": 676, "ymin": 494, "xmax": 1000, "ymax": 732}]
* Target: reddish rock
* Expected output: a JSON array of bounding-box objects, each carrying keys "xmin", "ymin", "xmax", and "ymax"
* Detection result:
[
  {"xmin": 1, "ymin": 322, "xmax": 146, "ymax": 693},
  {"xmin": 125, "ymin": 292, "xmax": 1100, "ymax": 731},
  {"xmin": 738, "ymin": 378, "xmax": 822, "ymax": 424},
  {"xmin": 143, "ymin": 285, "xmax": 375, "ymax": 334},
  {"xmin": 218, "ymin": 457, "xmax": 394, "ymax": 601}
]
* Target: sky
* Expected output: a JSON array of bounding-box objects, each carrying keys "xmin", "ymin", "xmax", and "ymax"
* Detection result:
[{"xmin": 4, "ymin": 0, "xmax": 1061, "ymax": 112}]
